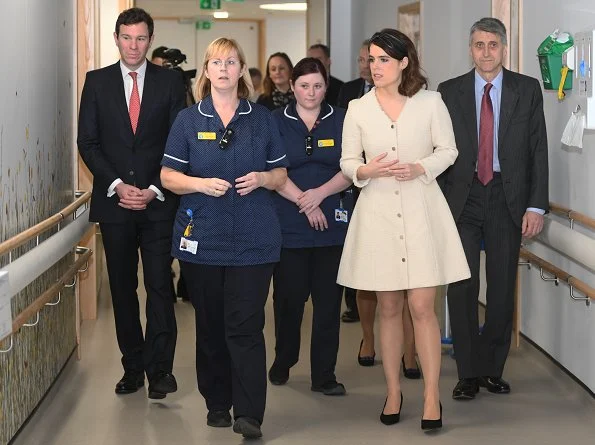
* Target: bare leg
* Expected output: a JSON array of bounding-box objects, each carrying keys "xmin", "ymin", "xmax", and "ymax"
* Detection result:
[
  {"xmin": 357, "ymin": 290, "xmax": 377, "ymax": 357},
  {"xmin": 376, "ymin": 290, "xmax": 405, "ymax": 414},
  {"xmin": 407, "ymin": 287, "xmax": 441, "ymax": 420},
  {"xmin": 402, "ymin": 294, "xmax": 417, "ymax": 369}
]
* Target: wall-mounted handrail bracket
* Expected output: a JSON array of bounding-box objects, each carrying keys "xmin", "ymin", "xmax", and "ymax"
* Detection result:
[
  {"xmin": 23, "ymin": 311, "xmax": 40, "ymax": 327},
  {"xmin": 569, "ymin": 285, "xmax": 591, "ymax": 307},
  {"xmin": 64, "ymin": 275, "xmax": 77, "ymax": 288},
  {"xmin": 0, "ymin": 336, "xmax": 13, "ymax": 353},
  {"xmin": 45, "ymin": 291, "xmax": 61, "ymax": 306},
  {"xmin": 518, "ymin": 260, "xmax": 531, "ymax": 269},
  {"xmin": 539, "ymin": 267, "xmax": 559, "ymax": 285}
]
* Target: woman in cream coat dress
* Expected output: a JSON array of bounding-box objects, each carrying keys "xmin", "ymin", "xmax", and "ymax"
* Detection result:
[{"xmin": 338, "ymin": 29, "xmax": 469, "ymax": 430}]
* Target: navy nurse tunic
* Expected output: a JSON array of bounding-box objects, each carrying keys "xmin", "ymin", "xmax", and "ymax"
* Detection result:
[
  {"xmin": 161, "ymin": 96, "xmax": 289, "ymax": 266},
  {"xmin": 271, "ymin": 101, "xmax": 351, "ymax": 247}
]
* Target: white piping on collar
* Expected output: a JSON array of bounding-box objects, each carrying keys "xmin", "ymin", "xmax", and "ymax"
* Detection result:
[
  {"xmin": 320, "ymin": 105, "xmax": 334, "ymax": 120},
  {"xmin": 283, "ymin": 105, "xmax": 298, "ymax": 121},
  {"xmin": 283, "ymin": 104, "xmax": 334, "ymax": 121},
  {"xmin": 238, "ymin": 100, "xmax": 252, "ymax": 115},
  {"xmin": 197, "ymin": 100, "xmax": 214, "ymax": 117}
]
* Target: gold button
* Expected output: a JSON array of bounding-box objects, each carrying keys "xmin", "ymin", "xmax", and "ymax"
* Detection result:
[
  {"xmin": 400, "ymin": 235, "xmax": 404, "ymax": 239},
  {"xmin": 392, "ymin": 147, "xmax": 396, "ymax": 151},
  {"xmin": 402, "ymin": 258, "xmax": 406, "ymax": 262},
  {"xmin": 397, "ymin": 213, "xmax": 401, "ymax": 217},
  {"xmin": 391, "ymin": 124, "xmax": 395, "ymax": 129},
  {"xmin": 395, "ymin": 190, "xmax": 399, "ymax": 195}
]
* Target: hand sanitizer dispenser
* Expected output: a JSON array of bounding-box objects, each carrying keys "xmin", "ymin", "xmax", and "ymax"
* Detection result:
[{"xmin": 574, "ymin": 30, "xmax": 595, "ymax": 129}]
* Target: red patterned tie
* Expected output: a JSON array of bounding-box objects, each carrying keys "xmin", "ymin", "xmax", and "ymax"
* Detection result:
[
  {"xmin": 129, "ymin": 72, "xmax": 140, "ymax": 134},
  {"xmin": 478, "ymin": 83, "xmax": 494, "ymax": 185}
]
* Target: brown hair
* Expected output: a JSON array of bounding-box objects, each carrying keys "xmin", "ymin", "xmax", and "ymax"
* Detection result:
[
  {"xmin": 369, "ymin": 28, "xmax": 428, "ymax": 97},
  {"xmin": 291, "ymin": 57, "xmax": 328, "ymax": 86},
  {"xmin": 193, "ymin": 37, "xmax": 253, "ymax": 101},
  {"xmin": 262, "ymin": 52, "xmax": 294, "ymax": 98}
]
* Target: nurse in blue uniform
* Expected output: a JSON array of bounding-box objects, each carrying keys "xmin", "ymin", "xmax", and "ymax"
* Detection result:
[
  {"xmin": 268, "ymin": 57, "xmax": 352, "ymax": 395},
  {"xmin": 160, "ymin": 37, "xmax": 288, "ymax": 440}
]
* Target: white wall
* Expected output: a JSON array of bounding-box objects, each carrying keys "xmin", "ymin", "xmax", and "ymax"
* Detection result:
[
  {"xmin": 341, "ymin": 0, "xmax": 595, "ymax": 393},
  {"xmin": 99, "ymin": 0, "xmax": 120, "ymax": 67},
  {"xmin": 266, "ymin": 16, "xmax": 307, "ymax": 70}
]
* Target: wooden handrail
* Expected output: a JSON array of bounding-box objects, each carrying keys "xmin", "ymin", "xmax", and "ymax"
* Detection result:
[
  {"xmin": 549, "ymin": 201, "xmax": 595, "ymax": 231},
  {"xmin": 1, "ymin": 247, "xmax": 93, "ymax": 343},
  {"xmin": 0, "ymin": 191, "xmax": 91, "ymax": 256},
  {"xmin": 519, "ymin": 248, "xmax": 595, "ymax": 301}
]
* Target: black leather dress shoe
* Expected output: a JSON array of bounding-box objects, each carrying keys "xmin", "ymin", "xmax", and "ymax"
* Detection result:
[
  {"xmin": 268, "ymin": 363, "xmax": 289, "ymax": 385},
  {"xmin": 341, "ymin": 308, "xmax": 360, "ymax": 323},
  {"xmin": 148, "ymin": 371, "xmax": 178, "ymax": 399},
  {"xmin": 479, "ymin": 376, "xmax": 511, "ymax": 394},
  {"xmin": 115, "ymin": 371, "xmax": 144, "ymax": 394},
  {"xmin": 452, "ymin": 378, "xmax": 479, "ymax": 400},
  {"xmin": 233, "ymin": 417, "xmax": 262, "ymax": 439},
  {"xmin": 311, "ymin": 381, "xmax": 346, "ymax": 396},
  {"xmin": 207, "ymin": 410, "xmax": 232, "ymax": 427}
]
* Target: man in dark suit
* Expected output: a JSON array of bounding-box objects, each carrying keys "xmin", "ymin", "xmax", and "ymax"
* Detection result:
[
  {"xmin": 336, "ymin": 39, "xmax": 373, "ymax": 323},
  {"xmin": 307, "ymin": 44, "xmax": 344, "ymax": 106},
  {"xmin": 437, "ymin": 17, "xmax": 548, "ymax": 400},
  {"xmin": 78, "ymin": 7, "xmax": 185, "ymax": 399},
  {"xmin": 337, "ymin": 39, "xmax": 373, "ymax": 110}
]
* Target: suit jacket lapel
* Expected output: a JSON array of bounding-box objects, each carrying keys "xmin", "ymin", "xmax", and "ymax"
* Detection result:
[
  {"xmin": 457, "ymin": 70, "xmax": 479, "ymax": 159},
  {"xmin": 135, "ymin": 61, "xmax": 156, "ymax": 138},
  {"xmin": 109, "ymin": 62, "xmax": 132, "ymax": 136},
  {"xmin": 498, "ymin": 68, "xmax": 519, "ymax": 147}
]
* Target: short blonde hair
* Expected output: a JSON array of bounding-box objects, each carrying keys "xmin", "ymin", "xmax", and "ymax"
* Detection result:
[{"xmin": 194, "ymin": 37, "xmax": 254, "ymax": 101}]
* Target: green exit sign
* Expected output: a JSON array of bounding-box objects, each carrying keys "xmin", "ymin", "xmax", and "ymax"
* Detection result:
[
  {"xmin": 196, "ymin": 20, "xmax": 212, "ymax": 30},
  {"xmin": 200, "ymin": 0, "xmax": 221, "ymax": 9}
]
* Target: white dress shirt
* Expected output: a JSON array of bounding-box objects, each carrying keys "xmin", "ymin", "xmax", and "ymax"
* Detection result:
[{"xmin": 107, "ymin": 60, "xmax": 164, "ymax": 202}]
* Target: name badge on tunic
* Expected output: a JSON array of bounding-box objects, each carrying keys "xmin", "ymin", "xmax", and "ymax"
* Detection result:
[
  {"xmin": 317, "ymin": 139, "xmax": 335, "ymax": 148},
  {"xmin": 335, "ymin": 209, "xmax": 348, "ymax": 223},
  {"xmin": 197, "ymin": 132, "xmax": 217, "ymax": 140},
  {"xmin": 179, "ymin": 237, "xmax": 198, "ymax": 254}
]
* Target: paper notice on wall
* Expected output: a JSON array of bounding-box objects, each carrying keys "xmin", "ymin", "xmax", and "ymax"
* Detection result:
[{"xmin": 0, "ymin": 271, "xmax": 12, "ymax": 340}]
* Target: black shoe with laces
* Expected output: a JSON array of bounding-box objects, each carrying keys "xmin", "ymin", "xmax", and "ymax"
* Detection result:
[
  {"xmin": 115, "ymin": 370, "xmax": 144, "ymax": 394},
  {"xmin": 233, "ymin": 417, "xmax": 262, "ymax": 439},
  {"xmin": 207, "ymin": 410, "xmax": 232, "ymax": 427}
]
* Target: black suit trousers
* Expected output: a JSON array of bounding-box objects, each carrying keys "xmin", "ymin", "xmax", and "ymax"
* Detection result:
[
  {"xmin": 447, "ymin": 175, "xmax": 521, "ymax": 379},
  {"xmin": 272, "ymin": 246, "xmax": 343, "ymax": 387},
  {"xmin": 100, "ymin": 216, "xmax": 177, "ymax": 379},
  {"xmin": 181, "ymin": 262, "xmax": 274, "ymax": 424}
]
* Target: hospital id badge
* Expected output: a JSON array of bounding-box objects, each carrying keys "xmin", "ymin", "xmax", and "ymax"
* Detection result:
[
  {"xmin": 335, "ymin": 208, "xmax": 348, "ymax": 223},
  {"xmin": 179, "ymin": 237, "xmax": 198, "ymax": 254}
]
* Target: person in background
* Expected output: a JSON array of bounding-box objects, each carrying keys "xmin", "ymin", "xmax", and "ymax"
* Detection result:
[
  {"xmin": 307, "ymin": 43, "xmax": 344, "ymax": 106},
  {"xmin": 338, "ymin": 28, "xmax": 470, "ymax": 431},
  {"xmin": 160, "ymin": 37, "xmax": 288, "ymax": 440},
  {"xmin": 151, "ymin": 45, "xmax": 168, "ymax": 66},
  {"xmin": 268, "ymin": 57, "xmax": 352, "ymax": 396},
  {"xmin": 151, "ymin": 44, "xmax": 189, "ymax": 302},
  {"xmin": 437, "ymin": 17, "xmax": 548, "ymax": 401},
  {"xmin": 249, "ymin": 67, "xmax": 263, "ymax": 101},
  {"xmin": 257, "ymin": 52, "xmax": 294, "ymax": 110},
  {"xmin": 78, "ymin": 7, "xmax": 184, "ymax": 399}
]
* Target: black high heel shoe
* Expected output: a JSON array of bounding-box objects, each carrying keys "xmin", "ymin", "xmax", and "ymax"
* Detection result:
[
  {"xmin": 357, "ymin": 339, "xmax": 375, "ymax": 367},
  {"xmin": 421, "ymin": 402, "xmax": 442, "ymax": 431},
  {"xmin": 402, "ymin": 356, "xmax": 421, "ymax": 379},
  {"xmin": 380, "ymin": 393, "xmax": 403, "ymax": 425}
]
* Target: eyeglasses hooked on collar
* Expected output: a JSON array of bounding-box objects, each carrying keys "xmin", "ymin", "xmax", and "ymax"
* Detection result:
[{"xmin": 305, "ymin": 135, "xmax": 314, "ymax": 156}]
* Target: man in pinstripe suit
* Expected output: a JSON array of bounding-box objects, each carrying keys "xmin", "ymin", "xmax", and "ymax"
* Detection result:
[{"xmin": 437, "ymin": 17, "xmax": 549, "ymax": 400}]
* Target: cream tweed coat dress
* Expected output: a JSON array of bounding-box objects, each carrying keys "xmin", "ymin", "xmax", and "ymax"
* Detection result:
[{"xmin": 337, "ymin": 89, "xmax": 470, "ymax": 291}]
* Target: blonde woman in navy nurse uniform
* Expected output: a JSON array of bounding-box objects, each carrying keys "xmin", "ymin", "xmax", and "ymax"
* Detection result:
[
  {"xmin": 160, "ymin": 37, "xmax": 288, "ymax": 440},
  {"xmin": 268, "ymin": 57, "xmax": 352, "ymax": 395}
]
